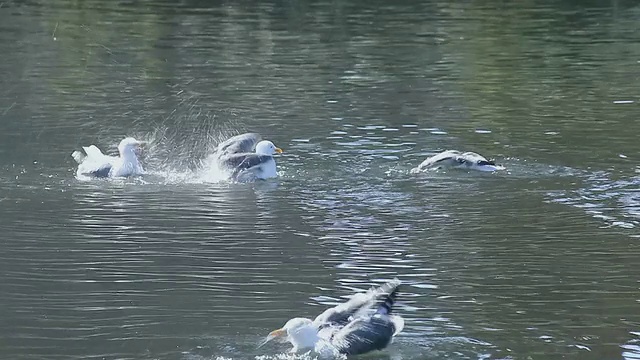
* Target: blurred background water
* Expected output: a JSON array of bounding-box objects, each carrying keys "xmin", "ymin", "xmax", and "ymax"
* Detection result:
[{"xmin": 1, "ymin": 0, "xmax": 639, "ymax": 359}]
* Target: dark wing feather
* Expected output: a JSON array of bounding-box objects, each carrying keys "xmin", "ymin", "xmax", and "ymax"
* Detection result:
[
  {"xmin": 326, "ymin": 281, "xmax": 401, "ymax": 355},
  {"xmin": 216, "ymin": 133, "xmax": 262, "ymax": 157},
  {"xmin": 331, "ymin": 316, "xmax": 396, "ymax": 355},
  {"xmin": 220, "ymin": 153, "xmax": 272, "ymax": 170},
  {"xmin": 83, "ymin": 164, "xmax": 112, "ymax": 178},
  {"xmin": 477, "ymin": 159, "xmax": 496, "ymax": 166},
  {"xmin": 219, "ymin": 153, "xmax": 273, "ymax": 180},
  {"xmin": 314, "ymin": 280, "xmax": 401, "ymax": 328},
  {"xmin": 453, "ymin": 155, "xmax": 472, "ymax": 166}
]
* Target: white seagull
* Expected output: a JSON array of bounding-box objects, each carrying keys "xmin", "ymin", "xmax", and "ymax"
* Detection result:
[
  {"xmin": 215, "ymin": 133, "xmax": 283, "ymax": 181},
  {"xmin": 71, "ymin": 137, "xmax": 146, "ymax": 178},
  {"xmin": 261, "ymin": 279, "xmax": 404, "ymax": 357},
  {"xmin": 411, "ymin": 150, "xmax": 504, "ymax": 173}
]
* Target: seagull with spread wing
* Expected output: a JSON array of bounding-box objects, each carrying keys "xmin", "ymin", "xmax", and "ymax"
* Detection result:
[
  {"xmin": 261, "ymin": 279, "xmax": 404, "ymax": 357},
  {"xmin": 214, "ymin": 133, "xmax": 283, "ymax": 181}
]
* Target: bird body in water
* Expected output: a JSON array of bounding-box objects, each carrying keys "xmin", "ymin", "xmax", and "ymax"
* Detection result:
[
  {"xmin": 411, "ymin": 150, "xmax": 504, "ymax": 173},
  {"xmin": 72, "ymin": 137, "xmax": 146, "ymax": 178},
  {"xmin": 214, "ymin": 133, "xmax": 283, "ymax": 181},
  {"xmin": 261, "ymin": 279, "xmax": 403, "ymax": 357}
]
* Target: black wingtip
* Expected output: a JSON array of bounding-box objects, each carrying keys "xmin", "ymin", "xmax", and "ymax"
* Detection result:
[
  {"xmin": 377, "ymin": 283, "xmax": 400, "ymax": 315},
  {"xmin": 477, "ymin": 160, "xmax": 496, "ymax": 166}
]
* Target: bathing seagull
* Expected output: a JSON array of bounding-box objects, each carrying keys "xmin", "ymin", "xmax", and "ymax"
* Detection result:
[
  {"xmin": 71, "ymin": 137, "xmax": 146, "ymax": 178},
  {"xmin": 411, "ymin": 150, "xmax": 504, "ymax": 173},
  {"xmin": 261, "ymin": 279, "xmax": 404, "ymax": 356},
  {"xmin": 215, "ymin": 133, "xmax": 283, "ymax": 181}
]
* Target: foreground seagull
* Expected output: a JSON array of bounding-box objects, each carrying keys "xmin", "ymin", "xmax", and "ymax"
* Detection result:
[
  {"xmin": 411, "ymin": 150, "xmax": 504, "ymax": 173},
  {"xmin": 261, "ymin": 279, "xmax": 403, "ymax": 357},
  {"xmin": 215, "ymin": 133, "xmax": 283, "ymax": 181},
  {"xmin": 71, "ymin": 137, "xmax": 146, "ymax": 178}
]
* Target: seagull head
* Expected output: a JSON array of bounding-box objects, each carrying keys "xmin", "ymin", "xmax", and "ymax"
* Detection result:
[
  {"xmin": 255, "ymin": 140, "xmax": 283, "ymax": 156},
  {"xmin": 118, "ymin": 137, "xmax": 146, "ymax": 157},
  {"xmin": 260, "ymin": 317, "xmax": 318, "ymax": 351}
]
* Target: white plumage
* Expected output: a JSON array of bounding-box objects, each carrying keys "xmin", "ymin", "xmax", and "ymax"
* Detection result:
[
  {"xmin": 72, "ymin": 137, "xmax": 146, "ymax": 178},
  {"xmin": 411, "ymin": 150, "xmax": 504, "ymax": 173}
]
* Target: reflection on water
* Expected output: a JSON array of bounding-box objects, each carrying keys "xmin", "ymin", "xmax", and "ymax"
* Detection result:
[{"xmin": 1, "ymin": 0, "xmax": 640, "ymax": 359}]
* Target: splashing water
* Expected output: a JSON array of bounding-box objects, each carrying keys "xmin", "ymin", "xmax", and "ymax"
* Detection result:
[{"xmin": 76, "ymin": 95, "xmax": 254, "ymax": 185}]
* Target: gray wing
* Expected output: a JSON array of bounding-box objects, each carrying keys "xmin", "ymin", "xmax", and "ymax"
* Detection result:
[
  {"xmin": 417, "ymin": 150, "xmax": 462, "ymax": 169},
  {"xmin": 314, "ymin": 280, "xmax": 401, "ymax": 328},
  {"xmin": 329, "ymin": 281, "xmax": 402, "ymax": 355},
  {"xmin": 330, "ymin": 316, "xmax": 397, "ymax": 355},
  {"xmin": 313, "ymin": 294, "xmax": 374, "ymax": 328},
  {"xmin": 216, "ymin": 133, "xmax": 262, "ymax": 157}
]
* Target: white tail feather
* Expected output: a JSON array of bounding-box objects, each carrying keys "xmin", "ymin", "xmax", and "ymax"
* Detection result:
[
  {"xmin": 82, "ymin": 145, "xmax": 106, "ymax": 158},
  {"xmin": 71, "ymin": 151, "xmax": 86, "ymax": 164}
]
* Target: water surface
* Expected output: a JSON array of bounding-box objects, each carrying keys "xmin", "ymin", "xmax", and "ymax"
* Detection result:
[{"xmin": 1, "ymin": 1, "xmax": 640, "ymax": 359}]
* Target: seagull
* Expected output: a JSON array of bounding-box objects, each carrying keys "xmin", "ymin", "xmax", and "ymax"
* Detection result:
[
  {"xmin": 261, "ymin": 279, "xmax": 404, "ymax": 357},
  {"xmin": 411, "ymin": 150, "xmax": 504, "ymax": 173},
  {"xmin": 215, "ymin": 133, "xmax": 283, "ymax": 181},
  {"xmin": 71, "ymin": 137, "xmax": 146, "ymax": 178}
]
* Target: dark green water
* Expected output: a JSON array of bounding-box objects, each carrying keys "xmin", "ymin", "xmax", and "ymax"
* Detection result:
[{"xmin": 1, "ymin": 1, "xmax": 639, "ymax": 359}]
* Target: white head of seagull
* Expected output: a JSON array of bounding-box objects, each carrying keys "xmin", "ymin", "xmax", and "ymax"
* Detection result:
[
  {"xmin": 255, "ymin": 140, "xmax": 283, "ymax": 156},
  {"xmin": 118, "ymin": 137, "xmax": 145, "ymax": 158},
  {"xmin": 109, "ymin": 137, "xmax": 146, "ymax": 177},
  {"xmin": 118, "ymin": 137, "xmax": 146, "ymax": 163},
  {"xmin": 264, "ymin": 318, "xmax": 320, "ymax": 352}
]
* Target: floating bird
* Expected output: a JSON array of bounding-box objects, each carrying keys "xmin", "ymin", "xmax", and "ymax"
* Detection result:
[
  {"xmin": 71, "ymin": 137, "xmax": 146, "ymax": 178},
  {"xmin": 215, "ymin": 133, "xmax": 283, "ymax": 181},
  {"xmin": 411, "ymin": 150, "xmax": 504, "ymax": 173},
  {"xmin": 261, "ymin": 279, "xmax": 403, "ymax": 357}
]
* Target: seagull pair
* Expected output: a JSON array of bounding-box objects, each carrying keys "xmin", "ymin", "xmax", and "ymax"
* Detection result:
[{"xmin": 71, "ymin": 133, "xmax": 283, "ymax": 180}]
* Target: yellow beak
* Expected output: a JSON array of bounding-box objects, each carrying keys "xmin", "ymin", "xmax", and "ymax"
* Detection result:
[
  {"xmin": 274, "ymin": 147, "xmax": 283, "ymax": 154},
  {"xmin": 258, "ymin": 328, "xmax": 286, "ymax": 348},
  {"xmin": 268, "ymin": 328, "xmax": 286, "ymax": 338}
]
